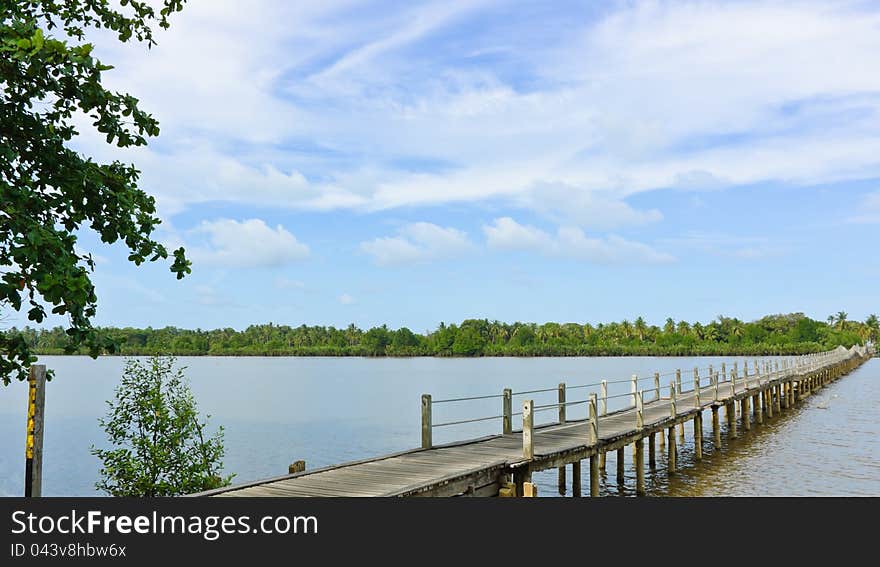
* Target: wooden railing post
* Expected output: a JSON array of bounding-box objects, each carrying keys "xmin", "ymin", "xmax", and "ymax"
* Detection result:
[
  {"xmin": 503, "ymin": 388, "xmax": 512, "ymax": 434},
  {"xmin": 731, "ymin": 367, "xmax": 737, "ymax": 396},
  {"xmin": 631, "ymin": 374, "xmax": 638, "ymax": 408},
  {"xmin": 522, "ymin": 400, "xmax": 534, "ymax": 460},
  {"xmin": 636, "ymin": 390, "xmax": 644, "ymax": 431},
  {"xmin": 713, "ymin": 369, "xmax": 719, "ymax": 402},
  {"xmin": 589, "ymin": 393, "xmax": 599, "ymax": 445},
  {"xmin": 557, "ymin": 382, "xmax": 566, "ymax": 494},
  {"xmin": 558, "ymin": 382, "xmax": 566, "ymax": 424},
  {"xmin": 654, "ymin": 372, "xmax": 660, "ymax": 401},
  {"xmin": 675, "ymin": 369, "xmax": 682, "ymax": 395},
  {"xmin": 421, "ymin": 394, "xmax": 432, "ymax": 449},
  {"xmin": 600, "ymin": 380, "xmax": 607, "ymax": 416},
  {"xmin": 694, "ymin": 370, "xmax": 701, "ymax": 408}
]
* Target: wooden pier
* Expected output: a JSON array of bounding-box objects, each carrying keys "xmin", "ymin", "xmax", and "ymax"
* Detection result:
[{"xmin": 195, "ymin": 345, "xmax": 873, "ymax": 497}]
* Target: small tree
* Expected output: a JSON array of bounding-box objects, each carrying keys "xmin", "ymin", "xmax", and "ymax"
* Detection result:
[{"xmin": 92, "ymin": 355, "xmax": 232, "ymax": 496}]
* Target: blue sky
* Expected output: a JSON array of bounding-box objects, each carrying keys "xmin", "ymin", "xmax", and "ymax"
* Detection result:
[{"xmin": 38, "ymin": 0, "xmax": 880, "ymax": 332}]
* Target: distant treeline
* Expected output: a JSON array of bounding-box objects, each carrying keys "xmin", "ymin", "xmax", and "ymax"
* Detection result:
[{"xmin": 9, "ymin": 312, "xmax": 877, "ymax": 358}]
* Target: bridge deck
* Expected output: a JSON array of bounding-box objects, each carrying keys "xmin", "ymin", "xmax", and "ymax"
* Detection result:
[{"xmin": 196, "ymin": 350, "xmax": 867, "ymax": 497}]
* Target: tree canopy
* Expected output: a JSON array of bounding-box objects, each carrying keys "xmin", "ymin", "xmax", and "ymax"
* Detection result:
[
  {"xmin": 1, "ymin": 1, "xmax": 191, "ymax": 384},
  {"xmin": 8, "ymin": 312, "xmax": 876, "ymax": 358}
]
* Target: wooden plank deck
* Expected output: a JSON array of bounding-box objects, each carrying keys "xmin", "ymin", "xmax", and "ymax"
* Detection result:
[{"xmin": 194, "ymin": 346, "xmax": 871, "ymax": 497}]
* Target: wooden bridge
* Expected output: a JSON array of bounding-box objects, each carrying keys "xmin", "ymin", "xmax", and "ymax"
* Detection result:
[{"xmin": 194, "ymin": 345, "xmax": 873, "ymax": 497}]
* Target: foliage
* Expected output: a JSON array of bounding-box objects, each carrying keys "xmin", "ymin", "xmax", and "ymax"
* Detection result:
[
  {"xmin": 0, "ymin": 1, "xmax": 191, "ymax": 385},
  {"xmin": 11, "ymin": 312, "xmax": 874, "ymax": 358},
  {"xmin": 91, "ymin": 355, "xmax": 231, "ymax": 496}
]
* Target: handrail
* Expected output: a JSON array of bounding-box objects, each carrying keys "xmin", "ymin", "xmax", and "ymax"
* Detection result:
[{"xmin": 420, "ymin": 346, "xmax": 863, "ymax": 447}]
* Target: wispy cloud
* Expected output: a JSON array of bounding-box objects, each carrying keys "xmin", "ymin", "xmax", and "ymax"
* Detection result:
[
  {"xmin": 483, "ymin": 217, "xmax": 674, "ymax": 264},
  {"xmin": 661, "ymin": 231, "xmax": 790, "ymax": 260},
  {"xmin": 361, "ymin": 222, "xmax": 472, "ymax": 266},
  {"xmin": 848, "ymin": 191, "xmax": 880, "ymax": 224}
]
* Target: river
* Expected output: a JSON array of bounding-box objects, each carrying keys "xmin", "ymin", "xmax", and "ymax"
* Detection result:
[{"xmin": 0, "ymin": 355, "xmax": 876, "ymax": 496}]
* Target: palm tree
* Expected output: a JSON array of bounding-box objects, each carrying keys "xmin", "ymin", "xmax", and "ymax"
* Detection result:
[
  {"xmin": 835, "ymin": 311, "xmax": 848, "ymax": 331},
  {"xmin": 634, "ymin": 317, "xmax": 648, "ymax": 341},
  {"xmin": 865, "ymin": 314, "xmax": 878, "ymax": 341},
  {"xmin": 664, "ymin": 318, "xmax": 676, "ymax": 335}
]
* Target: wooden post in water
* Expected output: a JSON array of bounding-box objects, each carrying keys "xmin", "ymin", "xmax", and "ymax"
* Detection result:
[
  {"xmin": 572, "ymin": 460, "xmax": 582, "ymax": 497},
  {"xmin": 25, "ymin": 365, "xmax": 46, "ymax": 498},
  {"xmin": 741, "ymin": 396, "xmax": 750, "ymax": 431},
  {"xmin": 754, "ymin": 390, "xmax": 763, "ymax": 424},
  {"xmin": 589, "ymin": 393, "xmax": 599, "ymax": 497},
  {"xmin": 727, "ymin": 400, "xmax": 737, "ymax": 439},
  {"xmin": 649, "ymin": 433, "xmax": 656, "ymax": 469},
  {"xmin": 558, "ymin": 382, "xmax": 566, "ymax": 495},
  {"xmin": 421, "ymin": 394, "xmax": 432, "ymax": 449},
  {"xmin": 616, "ymin": 448, "xmax": 625, "ymax": 486},
  {"xmin": 774, "ymin": 384, "xmax": 781, "ymax": 414},
  {"xmin": 712, "ymin": 406, "xmax": 721, "ymax": 446},
  {"xmin": 522, "ymin": 400, "xmax": 534, "ymax": 460},
  {"xmin": 668, "ymin": 383, "xmax": 677, "ymax": 474},
  {"xmin": 503, "ymin": 388, "xmax": 512, "ymax": 434}
]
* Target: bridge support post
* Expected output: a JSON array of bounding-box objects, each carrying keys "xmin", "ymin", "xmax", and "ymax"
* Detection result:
[
  {"xmin": 754, "ymin": 393, "xmax": 762, "ymax": 424},
  {"xmin": 712, "ymin": 406, "xmax": 720, "ymax": 446},
  {"xmin": 634, "ymin": 438, "xmax": 645, "ymax": 496},
  {"xmin": 513, "ymin": 468, "xmax": 532, "ymax": 497},
  {"xmin": 741, "ymin": 397, "xmax": 750, "ymax": 431},
  {"xmin": 590, "ymin": 455, "xmax": 599, "ymax": 497},
  {"xmin": 726, "ymin": 401, "xmax": 737, "ymax": 438},
  {"xmin": 774, "ymin": 385, "xmax": 781, "ymax": 414},
  {"xmin": 765, "ymin": 388, "xmax": 773, "ymax": 418},
  {"xmin": 599, "ymin": 451, "xmax": 606, "ymax": 471},
  {"xmin": 649, "ymin": 433, "xmax": 656, "ymax": 469},
  {"xmin": 572, "ymin": 461, "xmax": 581, "ymax": 497},
  {"xmin": 616, "ymin": 448, "xmax": 625, "ymax": 486},
  {"xmin": 694, "ymin": 413, "xmax": 703, "ymax": 461}
]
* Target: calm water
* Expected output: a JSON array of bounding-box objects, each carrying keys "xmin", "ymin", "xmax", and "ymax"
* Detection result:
[{"xmin": 0, "ymin": 355, "xmax": 876, "ymax": 496}]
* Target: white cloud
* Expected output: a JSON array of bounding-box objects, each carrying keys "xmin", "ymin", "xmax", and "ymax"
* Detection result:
[
  {"xmin": 483, "ymin": 217, "xmax": 674, "ymax": 264},
  {"xmin": 69, "ymin": 1, "xmax": 880, "ymax": 223},
  {"xmin": 848, "ymin": 191, "xmax": 880, "ymax": 224},
  {"xmin": 188, "ymin": 219, "xmax": 309, "ymax": 269},
  {"xmin": 484, "ymin": 217, "xmax": 554, "ymax": 251},
  {"xmin": 338, "ymin": 293, "xmax": 354, "ymax": 305},
  {"xmin": 361, "ymin": 222, "xmax": 472, "ymax": 266}
]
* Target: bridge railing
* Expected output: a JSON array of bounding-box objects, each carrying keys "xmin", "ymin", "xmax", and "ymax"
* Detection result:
[{"xmin": 420, "ymin": 346, "xmax": 861, "ymax": 449}]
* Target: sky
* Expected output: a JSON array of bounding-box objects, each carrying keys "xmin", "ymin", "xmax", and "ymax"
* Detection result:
[{"xmin": 35, "ymin": 0, "xmax": 880, "ymax": 332}]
